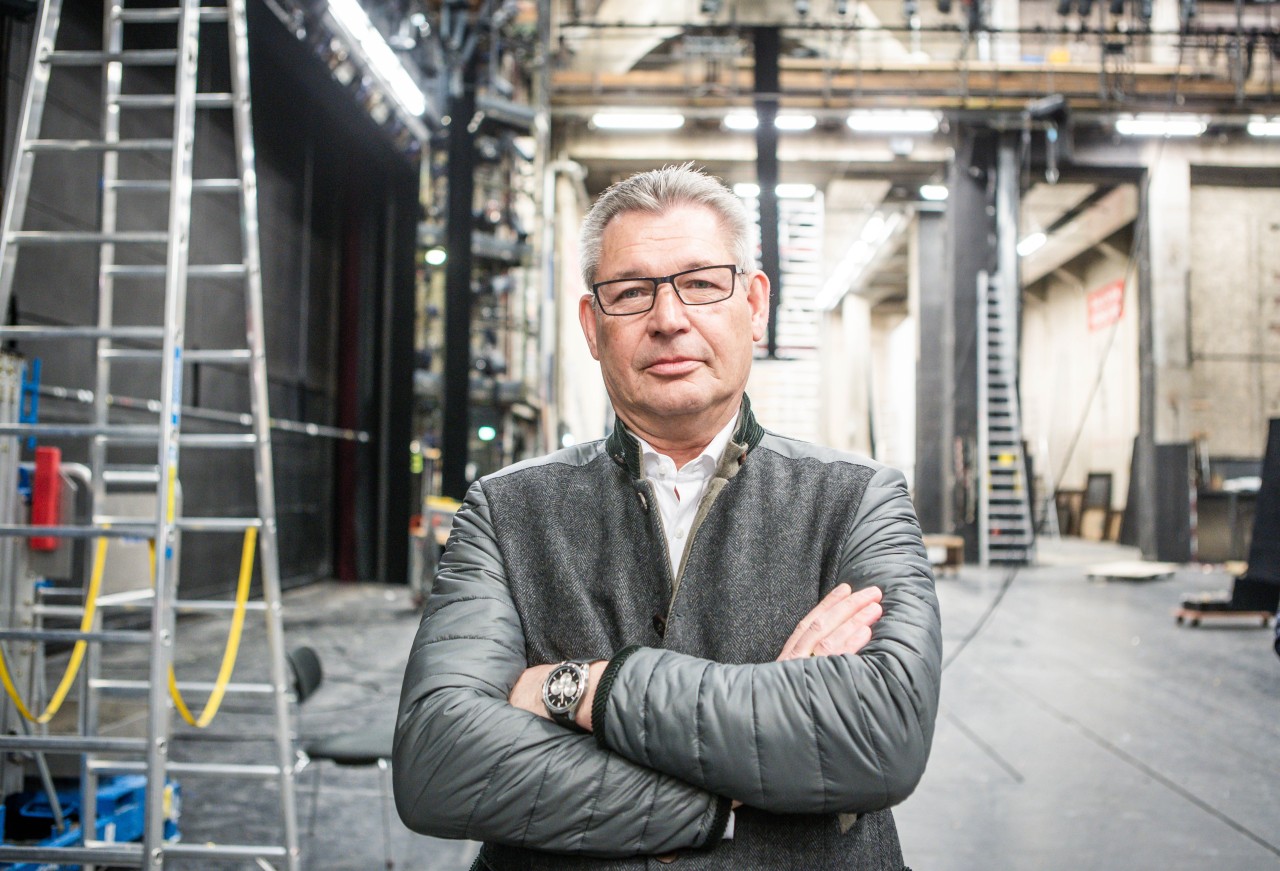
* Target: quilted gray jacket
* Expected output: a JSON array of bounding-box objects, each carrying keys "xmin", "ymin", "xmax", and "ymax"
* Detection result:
[{"xmin": 394, "ymin": 399, "xmax": 942, "ymax": 870}]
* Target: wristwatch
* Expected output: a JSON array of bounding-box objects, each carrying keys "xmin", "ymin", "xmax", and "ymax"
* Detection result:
[{"xmin": 542, "ymin": 660, "xmax": 592, "ymax": 730}]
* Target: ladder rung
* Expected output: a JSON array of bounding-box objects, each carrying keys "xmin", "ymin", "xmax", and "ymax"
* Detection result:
[
  {"xmin": 45, "ymin": 49, "xmax": 178, "ymax": 66},
  {"xmin": 91, "ymin": 679, "xmax": 276, "ymax": 696},
  {"xmin": 102, "ymin": 348, "xmax": 252, "ymax": 365},
  {"xmin": 0, "ymin": 523, "xmax": 152, "ymax": 540},
  {"xmin": 7, "ymin": 230, "xmax": 167, "ymax": 244},
  {"xmin": 0, "ymin": 734, "xmax": 147, "ymax": 754},
  {"xmin": 163, "ymin": 843, "xmax": 288, "ymax": 861},
  {"xmin": 105, "ymin": 263, "xmax": 247, "ymax": 277},
  {"xmin": 175, "ymin": 517, "xmax": 263, "ymax": 533},
  {"xmin": 90, "ymin": 760, "xmax": 283, "ymax": 778},
  {"xmin": 0, "ymin": 325, "xmax": 164, "ymax": 341},
  {"xmin": 0, "ymin": 844, "xmax": 141, "ymax": 866},
  {"xmin": 112, "ymin": 92, "xmax": 234, "ymax": 109},
  {"xmin": 116, "ymin": 6, "xmax": 231, "ymax": 23},
  {"xmin": 108, "ymin": 177, "xmax": 242, "ymax": 192},
  {"xmin": 0, "ymin": 422, "xmax": 158, "ymax": 438},
  {"xmin": 177, "ymin": 598, "xmax": 268, "ymax": 613},
  {"xmin": 0, "ymin": 628, "xmax": 152, "ymax": 644},
  {"xmin": 26, "ymin": 138, "xmax": 172, "ymax": 152},
  {"xmin": 102, "ymin": 466, "xmax": 161, "ymax": 486},
  {"xmin": 179, "ymin": 433, "xmax": 257, "ymax": 448}
]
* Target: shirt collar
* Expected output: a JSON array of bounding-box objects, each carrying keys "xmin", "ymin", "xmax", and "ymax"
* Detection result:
[{"xmin": 637, "ymin": 412, "xmax": 740, "ymax": 479}]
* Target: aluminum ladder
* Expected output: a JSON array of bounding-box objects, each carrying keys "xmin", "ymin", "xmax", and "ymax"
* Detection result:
[
  {"xmin": 977, "ymin": 269, "xmax": 1035, "ymax": 566},
  {"xmin": 0, "ymin": 1, "xmax": 299, "ymax": 867}
]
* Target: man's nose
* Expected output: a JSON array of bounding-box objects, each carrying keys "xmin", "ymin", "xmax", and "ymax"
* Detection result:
[{"xmin": 647, "ymin": 281, "xmax": 690, "ymax": 331}]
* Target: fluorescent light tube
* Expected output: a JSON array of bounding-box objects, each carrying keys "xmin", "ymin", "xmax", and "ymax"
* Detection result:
[
  {"xmin": 775, "ymin": 114, "xmax": 816, "ymax": 131},
  {"xmin": 847, "ymin": 110, "xmax": 939, "ymax": 134},
  {"xmin": 919, "ymin": 184, "xmax": 949, "ymax": 201},
  {"xmin": 591, "ymin": 112, "xmax": 685, "ymax": 130},
  {"xmin": 724, "ymin": 112, "xmax": 758, "ymax": 130},
  {"xmin": 1247, "ymin": 116, "xmax": 1280, "ymax": 137},
  {"xmin": 733, "ymin": 182, "xmax": 761, "ymax": 198},
  {"xmin": 328, "ymin": 0, "xmax": 427, "ymax": 116},
  {"xmin": 776, "ymin": 183, "xmax": 816, "ymax": 199},
  {"xmin": 1114, "ymin": 114, "xmax": 1206, "ymax": 137},
  {"xmin": 1017, "ymin": 232, "xmax": 1047, "ymax": 257}
]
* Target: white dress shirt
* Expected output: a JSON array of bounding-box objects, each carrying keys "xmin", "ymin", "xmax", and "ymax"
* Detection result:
[{"xmin": 637, "ymin": 414, "xmax": 738, "ymax": 578}]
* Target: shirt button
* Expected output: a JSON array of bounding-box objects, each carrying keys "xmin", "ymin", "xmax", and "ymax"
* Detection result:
[
  {"xmin": 656, "ymin": 854, "xmax": 678, "ymax": 864},
  {"xmin": 674, "ymin": 528, "xmax": 685, "ymax": 539}
]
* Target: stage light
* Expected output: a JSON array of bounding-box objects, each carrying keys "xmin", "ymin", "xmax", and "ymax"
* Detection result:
[{"xmin": 327, "ymin": 0, "xmax": 427, "ymax": 116}]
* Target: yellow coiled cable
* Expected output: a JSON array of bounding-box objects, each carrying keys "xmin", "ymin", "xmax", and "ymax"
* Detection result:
[
  {"xmin": 154, "ymin": 527, "xmax": 257, "ymax": 728},
  {"xmin": 0, "ymin": 534, "xmax": 109, "ymax": 723},
  {"xmin": 0, "ymin": 526, "xmax": 257, "ymax": 729}
]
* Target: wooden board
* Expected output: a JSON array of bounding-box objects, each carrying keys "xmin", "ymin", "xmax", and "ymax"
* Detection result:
[
  {"xmin": 1085, "ymin": 561, "xmax": 1179, "ymax": 582},
  {"xmin": 1174, "ymin": 608, "xmax": 1274, "ymax": 628}
]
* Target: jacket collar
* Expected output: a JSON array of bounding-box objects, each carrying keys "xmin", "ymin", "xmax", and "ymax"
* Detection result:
[{"xmin": 606, "ymin": 395, "xmax": 765, "ymax": 480}]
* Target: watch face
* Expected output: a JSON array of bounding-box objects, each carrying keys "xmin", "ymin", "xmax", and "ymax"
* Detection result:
[{"xmin": 544, "ymin": 664, "xmax": 585, "ymax": 713}]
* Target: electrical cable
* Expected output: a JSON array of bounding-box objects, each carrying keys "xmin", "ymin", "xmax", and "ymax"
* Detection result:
[
  {"xmin": 0, "ymin": 534, "xmax": 108, "ymax": 723},
  {"xmin": 153, "ymin": 528, "xmax": 258, "ymax": 728}
]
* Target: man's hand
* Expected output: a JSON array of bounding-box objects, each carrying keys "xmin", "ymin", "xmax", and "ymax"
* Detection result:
[
  {"xmin": 509, "ymin": 661, "xmax": 608, "ymax": 731},
  {"xmin": 776, "ymin": 583, "xmax": 883, "ymax": 661}
]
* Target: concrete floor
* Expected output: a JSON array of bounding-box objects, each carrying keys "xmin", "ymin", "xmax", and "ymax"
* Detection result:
[{"xmin": 27, "ymin": 538, "xmax": 1280, "ymax": 869}]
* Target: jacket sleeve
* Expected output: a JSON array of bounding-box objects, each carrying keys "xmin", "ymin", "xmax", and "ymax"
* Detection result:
[
  {"xmin": 393, "ymin": 480, "xmax": 731, "ymax": 856},
  {"xmin": 592, "ymin": 463, "xmax": 942, "ymax": 815}
]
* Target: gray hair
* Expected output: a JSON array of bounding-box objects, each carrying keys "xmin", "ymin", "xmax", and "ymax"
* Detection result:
[{"xmin": 578, "ymin": 163, "xmax": 755, "ymax": 289}]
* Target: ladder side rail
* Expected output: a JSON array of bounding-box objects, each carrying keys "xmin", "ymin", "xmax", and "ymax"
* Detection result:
[
  {"xmin": 144, "ymin": 2, "xmax": 202, "ymax": 866},
  {"xmin": 82, "ymin": 4, "xmax": 132, "ymax": 856},
  {"xmin": 0, "ymin": 358, "xmax": 22, "ymax": 799},
  {"xmin": 997, "ymin": 273, "xmax": 1033, "ymax": 561},
  {"xmin": 977, "ymin": 270, "xmax": 991, "ymax": 567},
  {"xmin": 0, "ymin": 1, "xmax": 65, "ymax": 315},
  {"xmin": 227, "ymin": 3, "xmax": 300, "ymax": 865}
]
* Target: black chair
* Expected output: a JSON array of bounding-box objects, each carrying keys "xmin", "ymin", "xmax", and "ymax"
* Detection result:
[{"xmin": 288, "ymin": 646, "xmax": 397, "ymax": 870}]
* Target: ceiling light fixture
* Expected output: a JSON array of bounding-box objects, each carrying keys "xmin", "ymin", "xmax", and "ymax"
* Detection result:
[
  {"xmin": 723, "ymin": 112, "xmax": 816, "ymax": 131},
  {"xmin": 1247, "ymin": 116, "xmax": 1280, "ymax": 137},
  {"xmin": 1114, "ymin": 114, "xmax": 1207, "ymax": 137},
  {"xmin": 776, "ymin": 183, "xmax": 817, "ymax": 199},
  {"xmin": 327, "ymin": 0, "xmax": 427, "ymax": 116},
  {"xmin": 775, "ymin": 114, "xmax": 817, "ymax": 131},
  {"xmin": 733, "ymin": 182, "xmax": 761, "ymax": 198},
  {"xmin": 1017, "ymin": 232, "xmax": 1047, "ymax": 257},
  {"xmin": 846, "ymin": 110, "xmax": 939, "ymax": 134},
  {"xmin": 919, "ymin": 184, "xmax": 949, "ymax": 201},
  {"xmin": 591, "ymin": 112, "xmax": 685, "ymax": 131}
]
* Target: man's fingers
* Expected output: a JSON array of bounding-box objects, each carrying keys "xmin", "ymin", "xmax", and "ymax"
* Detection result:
[
  {"xmin": 778, "ymin": 585, "xmax": 883, "ymax": 661},
  {"xmin": 812, "ymin": 623, "xmax": 874, "ymax": 658}
]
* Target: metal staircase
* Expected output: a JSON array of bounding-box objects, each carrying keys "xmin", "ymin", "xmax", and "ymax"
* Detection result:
[
  {"xmin": 977, "ymin": 269, "xmax": 1035, "ymax": 566},
  {"xmin": 0, "ymin": 1, "xmax": 298, "ymax": 867}
]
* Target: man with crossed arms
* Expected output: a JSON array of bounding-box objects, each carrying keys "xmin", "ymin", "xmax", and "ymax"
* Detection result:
[{"xmin": 395, "ymin": 164, "xmax": 942, "ymax": 870}]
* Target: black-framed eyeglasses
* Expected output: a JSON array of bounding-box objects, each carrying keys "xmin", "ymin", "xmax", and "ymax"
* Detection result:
[{"xmin": 591, "ymin": 264, "xmax": 744, "ymax": 316}]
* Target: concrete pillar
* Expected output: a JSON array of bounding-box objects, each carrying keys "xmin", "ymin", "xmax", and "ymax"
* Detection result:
[{"xmin": 1133, "ymin": 146, "xmax": 1193, "ymax": 559}]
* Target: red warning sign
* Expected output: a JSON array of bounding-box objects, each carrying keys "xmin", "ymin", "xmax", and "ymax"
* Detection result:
[{"xmin": 1087, "ymin": 279, "xmax": 1125, "ymax": 332}]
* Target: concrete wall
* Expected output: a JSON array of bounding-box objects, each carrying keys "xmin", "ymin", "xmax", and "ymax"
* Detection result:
[
  {"xmin": 1021, "ymin": 230, "xmax": 1139, "ymax": 510},
  {"xmin": 1187, "ymin": 185, "xmax": 1280, "ymax": 461}
]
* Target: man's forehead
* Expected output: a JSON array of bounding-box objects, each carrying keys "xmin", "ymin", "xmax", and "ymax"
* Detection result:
[{"xmin": 598, "ymin": 205, "xmax": 733, "ymax": 272}]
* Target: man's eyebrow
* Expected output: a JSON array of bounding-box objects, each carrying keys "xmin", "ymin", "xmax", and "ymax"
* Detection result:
[{"xmin": 601, "ymin": 262, "xmax": 722, "ymax": 280}]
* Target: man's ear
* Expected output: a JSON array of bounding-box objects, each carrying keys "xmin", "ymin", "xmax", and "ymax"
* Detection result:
[
  {"xmin": 579, "ymin": 293, "xmax": 602, "ymax": 361},
  {"xmin": 746, "ymin": 270, "xmax": 771, "ymax": 343}
]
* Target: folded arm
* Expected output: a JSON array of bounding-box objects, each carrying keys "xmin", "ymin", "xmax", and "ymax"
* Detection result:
[
  {"xmin": 393, "ymin": 482, "xmax": 730, "ymax": 856},
  {"xmin": 589, "ymin": 464, "xmax": 943, "ymax": 815}
]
